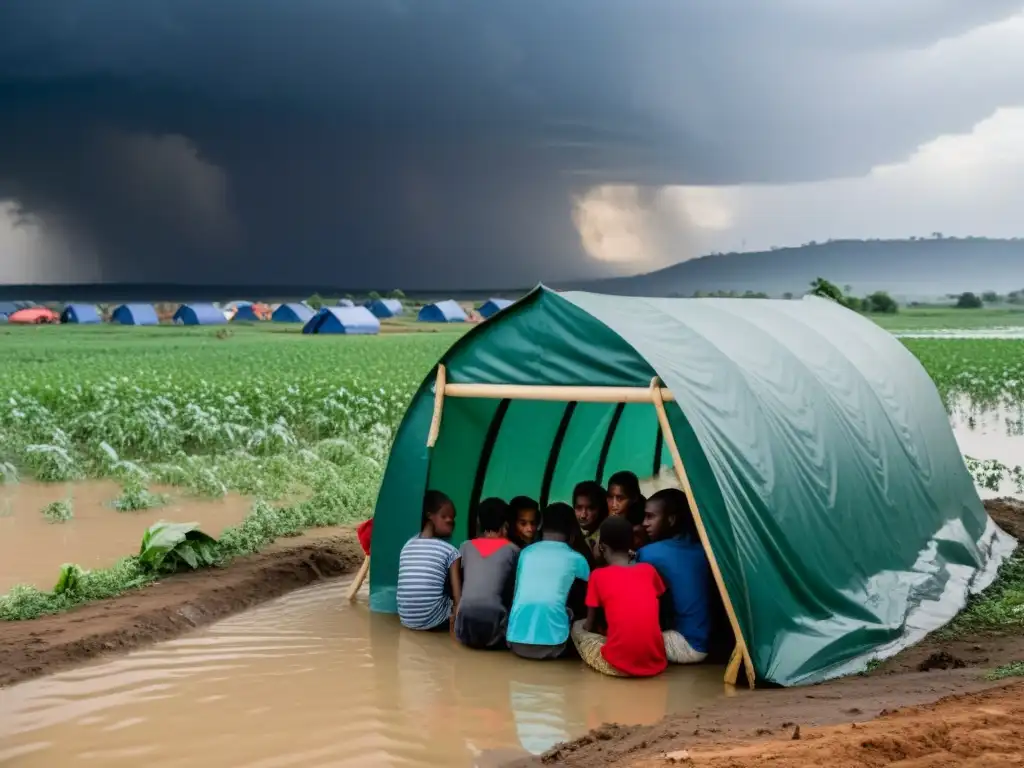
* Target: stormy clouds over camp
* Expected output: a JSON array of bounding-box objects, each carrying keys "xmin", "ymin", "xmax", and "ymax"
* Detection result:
[{"xmin": 2, "ymin": 2, "xmax": 1024, "ymax": 288}]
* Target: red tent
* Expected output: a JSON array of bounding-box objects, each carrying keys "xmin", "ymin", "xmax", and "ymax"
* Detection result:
[{"xmin": 7, "ymin": 307, "xmax": 59, "ymax": 324}]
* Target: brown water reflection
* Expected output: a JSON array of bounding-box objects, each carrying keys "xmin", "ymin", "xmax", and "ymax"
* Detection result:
[
  {"xmin": 0, "ymin": 578, "xmax": 727, "ymax": 767},
  {"xmin": 949, "ymin": 399, "xmax": 1024, "ymax": 498},
  {"xmin": 0, "ymin": 481, "xmax": 252, "ymax": 593}
]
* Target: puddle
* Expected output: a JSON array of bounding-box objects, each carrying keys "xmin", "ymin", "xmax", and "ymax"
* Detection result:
[
  {"xmin": 0, "ymin": 481, "xmax": 252, "ymax": 593},
  {"xmin": 949, "ymin": 400, "xmax": 1024, "ymax": 498},
  {"xmin": 0, "ymin": 578, "xmax": 728, "ymax": 767},
  {"xmin": 895, "ymin": 329, "xmax": 1024, "ymax": 339}
]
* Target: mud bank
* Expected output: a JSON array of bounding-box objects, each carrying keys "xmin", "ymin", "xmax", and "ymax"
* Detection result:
[
  {"xmin": 522, "ymin": 498, "xmax": 1024, "ymax": 768},
  {"xmin": 623, "ymin": 682, "xmax": 1024, "ymax": 768},
  {"xmin": 0, "ymin": 529, "xmax": 363, "ymax": 687}
]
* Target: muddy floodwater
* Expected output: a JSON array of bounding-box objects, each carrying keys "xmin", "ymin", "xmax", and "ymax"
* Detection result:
[
  {"xmin": 0, "ymin": 481, "xmax": 252, "ymax": 594},
  {"xmin": 0, "ymin": 577, "xmax": 728, "ymax": 767}
]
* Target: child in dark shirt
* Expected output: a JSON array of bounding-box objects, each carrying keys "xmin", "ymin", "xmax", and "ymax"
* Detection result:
[{"xmin": 455, "ymin": 498, "xmax": 520, "ymax": 649}]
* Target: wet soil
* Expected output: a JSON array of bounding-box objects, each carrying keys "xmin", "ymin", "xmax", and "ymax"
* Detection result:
[
  {"xmin": 517, "ymin": 498, "xmax": 1024, "ymax": 767},
  {"xmin": 0, "ymin": 529, "xmax": 363, "ymax": 687}
]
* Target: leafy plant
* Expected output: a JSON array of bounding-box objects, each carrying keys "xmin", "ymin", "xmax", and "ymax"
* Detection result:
[
  {"xmin": 112, "ymin": 477, "xmax": 168, "ymax": 512},
  {"xmin": 986, "ymin": 661, "xmax": 1024, "ymax": 680},
  {"xmin": 138, "ymin": 521, "xmax": 219, "ymax": 573},
  {"xmin": 54, "ymin": 563, "xmax": 84, "ymax": 594},
  {"xmin": 41, "ymin": 499, "xmax": 73, "ymax": 523}
]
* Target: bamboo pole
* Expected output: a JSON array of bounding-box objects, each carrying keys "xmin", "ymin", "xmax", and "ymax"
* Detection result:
[
  {"xmin": 426, "ymin": 364, "xmax": 447, "ymax": 448},
  {"xmin": 648, "ymin": 377, "xmax": 756, "ymax": 689},
  {"xmin": 346, "ymin": 555, "xmax": 370, "ymax": 601},
  {"xmin": 443, "ymin": 382, "xmax": 675, "ymax": 403}
]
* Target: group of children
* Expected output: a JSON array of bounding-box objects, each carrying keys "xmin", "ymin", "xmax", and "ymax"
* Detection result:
[{"xmin": 396, "ymin": 471, "xmax": 714, "ymax": 678}]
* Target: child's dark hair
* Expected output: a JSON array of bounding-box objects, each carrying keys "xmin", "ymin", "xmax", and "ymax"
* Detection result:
[
  {"xmin": 608, "ymin": 471, "xmax": 642, "ymax": 501},
  {"xmin": 422, "ymin": 489, "xmax": 453, "ymax": 525},
  {"xmin": 649, "ymin": 488, "xmax": 697, "ymax": 539},
  {"xmin": 598, "ymin": 515, "xmax": 633, "ymax": 553},
  {"xmin": 573, "ymin": 480, "xmax": 608, "ymax": 518},
  {"xmin": 540, "ymin": 502, "xmax": 574, "ymax": 537},
  {"xmin": 476, "ymin": 497, "xmax": 509, "ymax": 534},
  {"xmin": 509, "ymin": 495, "xmax": 539, "ymax": 514}
]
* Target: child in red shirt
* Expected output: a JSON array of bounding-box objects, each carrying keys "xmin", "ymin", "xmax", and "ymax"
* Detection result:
[{"xmin": 570, "ymin": 516, "xmax": 667, "ymax": 677}]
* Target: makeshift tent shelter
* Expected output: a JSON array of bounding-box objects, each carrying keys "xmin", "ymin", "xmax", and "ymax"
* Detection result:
[
  {"xmin": 478, "ymin": 298, "xmax": 513, "ymax": 319},
  {"xmin": 173, "ymin": 303, "xmax": 228, "ymax": 325},
  {"xmin": 338, "ymin": 298, "xmax": 355, "ymax": 308},
  {"xmin": 7, "ymin": 307, "xmax": 59, "ymax": 324},
  {"xmin": 111, "ymin": 304, "xmax": 159, "ymax": 326},
  {"xmin": 366, "ymin": 298, "xmax": 404, "ymax": 318},
  {"xmin": 303, "ymin": 306, "xmax": 381, "ymax": 335},
  {"xmin": 368, "ymin": 286, "xmax": 1014, "ymax": 688},
  {"xmin": 0, "ymin": 302, "xmax": 18, "ymax": 321},
  {"xmin": 232, "ymin": 303, "xmax": 269, "ymax": 322},
  {"xmin": 272, "ymin": 303, "xmax": 316, "ymax": 324},
  {"xmin": 417, "ymin": 299, "xmax": 467, "ymax": 322},
  {"xmin": 60, "ymin": 304, "xmax": 101, "ymax": 324}
]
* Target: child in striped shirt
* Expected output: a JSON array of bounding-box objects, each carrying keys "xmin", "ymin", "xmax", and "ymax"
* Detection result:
[{"xmin": 397, "ymin": 490, "xmax": 463, "ymax": 631}]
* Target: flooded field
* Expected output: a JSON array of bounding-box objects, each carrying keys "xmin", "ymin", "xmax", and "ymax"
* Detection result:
[
  {"xmin": 0, "ymin": 482, "xmax": 252, "ymax": 594},
  {"xmin": 950, "ymin": 401, "xmax": 1024, "ymax": 498},
  {"xmin": 0, "ymin": 577, "xmax": 727, "ymax": 767}
]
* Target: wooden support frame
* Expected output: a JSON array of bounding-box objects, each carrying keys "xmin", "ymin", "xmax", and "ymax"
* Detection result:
[
  {"xmin": 422, "ymin": 374, "xmax": 755, "ymax": 687},
  {"xmin": 346, "ymin": 555, "xmax": 371, "ymax": 601},
  {"xmin": 426, "ymin": 364, "xmax": 447, "ymax": 448},
  {"xmin": 649, "ymin": 377, "xmax": 756, "ymax": 690}
]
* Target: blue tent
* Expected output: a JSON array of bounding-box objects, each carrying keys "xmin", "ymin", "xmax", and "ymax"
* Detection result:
[
  {"xmin": 173, "ymin": 303, "xmax": 227, "ymax": 325},
  {"xmin": 232, "ymin": 304, "xmax": 263, "ymax": 322},
  {"xmin": 61, "ymin": 304, "xmax": 102, "ymax": 324},
  {"xmin": 0, "ymin": 302, "xmax": 17, "ymax": 321},
  {"xmin": 303, "ymin": 307, "xmax": 381, "ymax": 335},
  {"xmin": 111, "ymin": 304, "xmax": 159, "ymax": 326},
  {"xmin": 272, "ymin": 303, "xmax": 316, "ymax": 324},
  {"xmin": 338, "ymin": 298, "xmax": 355, "ymax": 307},
  {"xmin": 366, "ymin": 298, "xmax": 404, "ymax": 318},
  {"xmin": 417, "ymin": 299, "xmax": 467, "ymax": 323},
  {"xmin": 478, "ymin": 298, "xmax": 513, "ymax": 319}
]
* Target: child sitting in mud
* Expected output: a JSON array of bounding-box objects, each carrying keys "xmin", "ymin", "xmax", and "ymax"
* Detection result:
[
  {"xmin": 571, "ymin": 515, "xmax": 667, "ymax": 677},
  {"xmin": 454, "ymin": 497, "xmax": 520, "ymax": 650},
  {"xmin": 506, "ymin": 502, "xmax": 591, "ymax": 659},
  {"xmin": 507, "ymin": 496, "xmax": 540, "ymax": 549},
  {"xmin": 636, "ymin": 488, "xmax": 711, "ymax": 665},
  {"xmin": 397, "ymin": 490, "xmax": 463, "ymax": 632}
]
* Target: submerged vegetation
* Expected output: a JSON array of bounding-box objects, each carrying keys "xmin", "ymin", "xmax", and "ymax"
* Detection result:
[
  {"xmin": 41, "ymin": 499, "xmax": 73, "ymax": 523},
  {"xmin": 941, "ymin": 554, "xmax": 1024, "ymax": 637}
]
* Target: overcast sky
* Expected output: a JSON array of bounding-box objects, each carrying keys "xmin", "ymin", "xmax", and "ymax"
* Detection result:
[{"xmin": 2, "ymin": 2, "xmax": 1024, "ymax": 288}]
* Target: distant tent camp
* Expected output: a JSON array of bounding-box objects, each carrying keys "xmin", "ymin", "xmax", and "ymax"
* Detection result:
[
  {"xmin": 272, "ymin": 303, "xmax": 316, "ymax": 324},
  {"xmin": 369, "ymin": 286, "xmax": 1014, "ymax": 689},
  {"xmin": 173, "ymin": 303, "xmax": 228, "ymax": 326},
  {"xmin": 7, "ymin": 307, "xmax": 59, "ymax": 324},
  {"xmin": 111, "ymin": 304, "xmax": 159, "ymax": 326},
  {"xmin": 0, "ymin": 302, "xmax": 17, "ymax": 321},
  {"xmin": 478, "ymin": 298, "xmax": 513, "ymax": 319},
  {"xmin": 366, "ymin": 298, "xmax": 404, "ymax": 318},
  {"xmin": 338, "ymin": 299, "xmax": 355, "ymax": 308},
  {"xmin": 303, "ymin": 307, "xmax": 381, "ymax": 335},
  {"xmin": 232, "ymin": 303, "xmax": 270, "ymax": 322},
  {"xmin": 417, "ymin": 299, "xmax": 467, "ymax": 323},
  {"xmin": 61, "ymin": 304, "xmax": 102, "ymax": 324}
]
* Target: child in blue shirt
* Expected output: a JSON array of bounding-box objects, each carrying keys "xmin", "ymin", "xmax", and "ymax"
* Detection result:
[{"xmin": 636, "ymin": 488, "xmax": 711, "ymax": 664}]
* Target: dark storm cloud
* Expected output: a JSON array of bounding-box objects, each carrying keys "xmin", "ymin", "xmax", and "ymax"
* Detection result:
[{"xmin": 1, "ymin": 1, "xmax": 1023, "ymax": 287}]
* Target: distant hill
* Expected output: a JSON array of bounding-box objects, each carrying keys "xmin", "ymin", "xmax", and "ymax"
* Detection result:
[{"xmin": 568, "ymin": 238, "xmax": 1024, "ymax": 299}]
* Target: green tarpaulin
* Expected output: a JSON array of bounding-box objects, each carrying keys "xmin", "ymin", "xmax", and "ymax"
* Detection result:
[{"xmin": 369, "ymin": 286, "xmax": 1014, "ymax": 686}]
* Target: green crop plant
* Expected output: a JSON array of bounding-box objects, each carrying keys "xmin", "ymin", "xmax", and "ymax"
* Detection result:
[
  {"xmin": 41, "ymin": 499, "xmax": 74, "ymax": 523},
  {"xmin": 138, "ymin": 521, "xmax": 219, "ymax": 573},
  {"xmin": 112, "ymin": 477, "xmax": 168, "ymax": 512}
]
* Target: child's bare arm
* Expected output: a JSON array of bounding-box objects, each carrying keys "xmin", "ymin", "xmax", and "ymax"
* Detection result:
[{"xmin": 448, "ymin": 560, "xmax": 462, "ymax": 608}]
